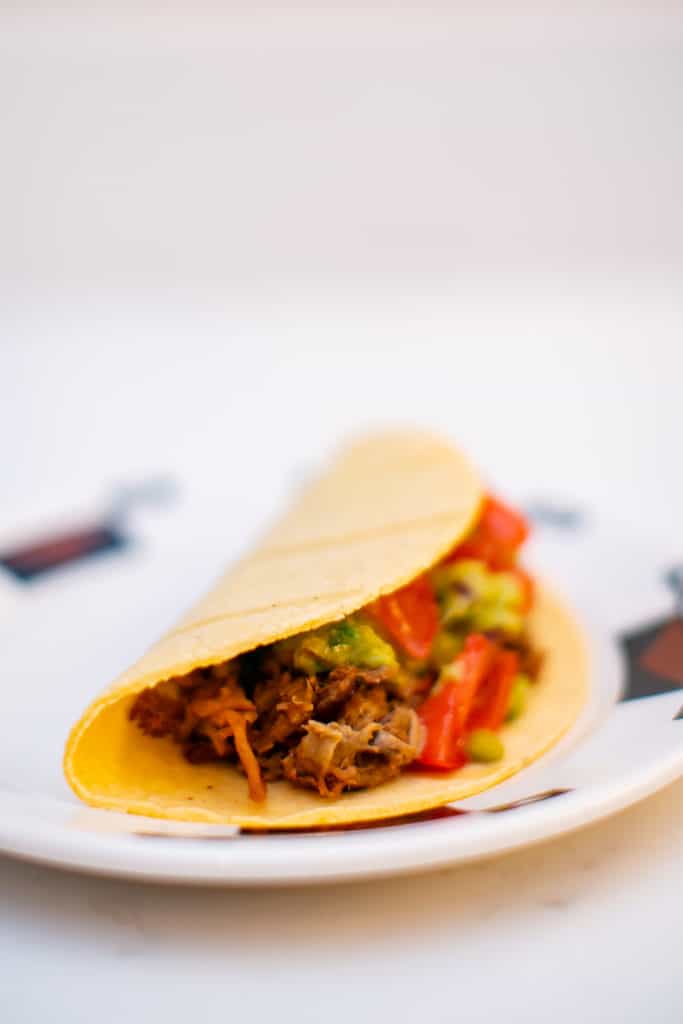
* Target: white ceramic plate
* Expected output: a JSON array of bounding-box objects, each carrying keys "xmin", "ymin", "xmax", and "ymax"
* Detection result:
[{"xmin": 1, "ymin": 519, "xmax": 681, "ymax": 885}]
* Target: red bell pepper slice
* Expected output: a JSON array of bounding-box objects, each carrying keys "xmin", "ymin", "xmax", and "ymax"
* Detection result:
[
  {"xmin": 370, "ymin": 574, "xmax": 439, "ymax": 660},
  {"xmin": 417, "ymin": 634, "xmax": 495, "ymax": 769},
  {"xmin": 468, "ymin": 649, "xmax": 519, "ymax": 732},
  {"xmin": 448, "ymin": 495, "xmax": 530, "ymax": 570},
  {"xmin": 416, "ymin": 682, "xmax": 468, "ymax": 770}
]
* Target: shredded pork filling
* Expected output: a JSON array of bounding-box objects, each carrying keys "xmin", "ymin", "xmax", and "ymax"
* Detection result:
[{"xmin": 130, "ymin": 660, "xmax": 425, "ymax": 801}]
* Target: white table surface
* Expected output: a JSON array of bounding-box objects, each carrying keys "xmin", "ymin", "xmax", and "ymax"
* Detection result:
[{"xmin": 2, "ymin": 7, "xmax": 683, "ymax": 1022}]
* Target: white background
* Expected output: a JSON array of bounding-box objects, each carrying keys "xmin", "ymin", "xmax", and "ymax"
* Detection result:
[{"xmin": 2, "ymin": 5, "xmax": 683, "ymax": 1022}]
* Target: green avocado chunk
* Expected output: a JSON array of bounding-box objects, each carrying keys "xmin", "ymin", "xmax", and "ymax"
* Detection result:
[
  {"xmin": 466, "ymin": 728, "xmax": 505, "ymax": 763},
  {"xmin": 431, "ymin": 558, "xmax": 525, "ymax": 639},
  {"xmin": 275, "ymin": 618, "xmax": 398, "ymax": 675}
]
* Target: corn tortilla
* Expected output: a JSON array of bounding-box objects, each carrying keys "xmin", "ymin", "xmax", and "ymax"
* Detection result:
[{"xmin": 64, "ymin": 431, "xmax": 587, "ymax": 828}]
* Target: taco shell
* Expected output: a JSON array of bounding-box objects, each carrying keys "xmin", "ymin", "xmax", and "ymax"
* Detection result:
[{"xmin": 64, "ymin": 431, "xmax": 587, "ymax": 828}]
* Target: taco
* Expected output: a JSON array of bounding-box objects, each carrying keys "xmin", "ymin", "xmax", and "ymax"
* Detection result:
[{"xmin": 64, "ymin": 431, "xmax": 587, "ymax": 829}]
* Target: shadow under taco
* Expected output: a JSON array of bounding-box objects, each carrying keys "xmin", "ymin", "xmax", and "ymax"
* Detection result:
[{"xmin": 64, "ymin": 431, "xmax": 588, "ymax": 829}]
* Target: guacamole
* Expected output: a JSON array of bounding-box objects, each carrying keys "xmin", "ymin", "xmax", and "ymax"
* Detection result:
[{"xmin": 275, "ymin": 618, "xmax": 399, "ymax": 676}]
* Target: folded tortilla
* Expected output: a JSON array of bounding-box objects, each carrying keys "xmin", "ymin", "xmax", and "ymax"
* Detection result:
[{"xmin": 64, "ymin": 431, "xmax": 587, "ymax": 828}]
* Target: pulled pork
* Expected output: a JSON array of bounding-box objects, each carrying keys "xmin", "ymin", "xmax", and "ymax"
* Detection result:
[
  {"xmin": 130, "ymin": 659, "xmax": 424, "ymax": 801},
  {"xmin": 283, "ymin": 707, "xmax": 422, "ymax": 797},
  {"xmin": 130, "ymin": 666, "xmax": 266, "ymax": 801}
]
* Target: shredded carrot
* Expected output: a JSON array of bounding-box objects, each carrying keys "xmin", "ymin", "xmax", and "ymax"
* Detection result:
[{"xmin": 226, "ymin": 711, "xmax": 266, "ymax": 802}]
